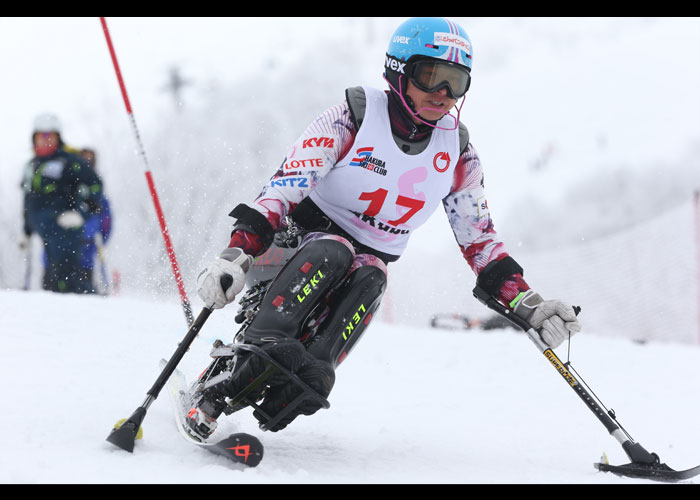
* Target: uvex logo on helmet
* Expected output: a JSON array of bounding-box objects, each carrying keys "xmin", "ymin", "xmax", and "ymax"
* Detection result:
[{"xmin": 385, "ymin": 55, "xmax": 406, "ymax": 74}]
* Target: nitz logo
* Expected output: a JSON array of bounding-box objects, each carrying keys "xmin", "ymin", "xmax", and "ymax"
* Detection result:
[{"xmin": 270, "ymin": 177, "xmax": 309, "ymax": 188}]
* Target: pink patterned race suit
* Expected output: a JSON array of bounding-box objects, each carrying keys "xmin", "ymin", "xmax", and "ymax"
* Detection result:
[{"xmin": 228, "ymin": 86, "xmax": 529, "ymax": 306}]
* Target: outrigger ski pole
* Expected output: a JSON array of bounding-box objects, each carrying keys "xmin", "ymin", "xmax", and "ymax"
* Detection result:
[
  {"xmin": 473, "ymin": 285, "xmax": 700, "ymax": 482},
  {"xmin": 106, "ymin": 305, "xmax": 214, "ymax": 453}
]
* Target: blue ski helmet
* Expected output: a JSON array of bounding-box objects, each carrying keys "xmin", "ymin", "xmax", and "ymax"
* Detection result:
[{"xmin": 384, "ymin": 18, "xmax": 473, "ymax": 99}]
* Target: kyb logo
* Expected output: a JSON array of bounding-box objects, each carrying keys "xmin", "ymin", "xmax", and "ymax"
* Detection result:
[
  {"xmin": 302, "ymin": 137, "xmax": 335, "ymax": 149},
  {"xmin": 385, "ymin": 55, "xmax": 406, "ymax": 74}
]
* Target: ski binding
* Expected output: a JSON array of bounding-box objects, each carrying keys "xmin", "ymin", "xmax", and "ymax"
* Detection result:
[{"xmin": 161, "ymin": 359, "xmax": 264, "ymax": 467}]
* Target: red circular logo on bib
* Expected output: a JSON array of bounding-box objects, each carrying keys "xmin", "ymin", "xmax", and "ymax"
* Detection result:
[{"xmin": 433, "ymin": 152, "xmax": 451, "ymax": 173}]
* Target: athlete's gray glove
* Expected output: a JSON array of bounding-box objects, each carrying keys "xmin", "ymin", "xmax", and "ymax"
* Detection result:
[
  {"xmin": 196, "ymin": 247, "xmax": 253, "ymax": 309},
  {"xmin": 513, "ymin": 290, "xmax": 581, "ymax": 348}
]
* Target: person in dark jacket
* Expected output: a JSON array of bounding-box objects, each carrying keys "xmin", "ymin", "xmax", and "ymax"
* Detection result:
[{"xmin": 21, "ymin": 113, "xmax": 104, "ymax": 293}]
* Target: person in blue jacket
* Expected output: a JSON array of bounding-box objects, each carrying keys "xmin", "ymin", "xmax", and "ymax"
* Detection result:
[
  {"xmin": 78, "ymin": 148, "xmax": 112, "ymax": 293},
  {"xmin": 21, "ymin": 113, "xmax": 104, "ymax": 293}
]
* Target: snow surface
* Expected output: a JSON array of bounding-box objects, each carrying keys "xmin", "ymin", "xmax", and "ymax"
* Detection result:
[{"xmin": 1, "ymin": 289, "xmax": 698, "ymax": 484}]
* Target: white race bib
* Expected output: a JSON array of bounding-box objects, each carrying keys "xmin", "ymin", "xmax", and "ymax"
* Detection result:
[{"xmin": 310, "ymin": 87, "xmax": 460, "ymax": 256}]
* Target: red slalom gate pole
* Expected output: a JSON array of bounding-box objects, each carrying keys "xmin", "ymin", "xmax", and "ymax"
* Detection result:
[
  {"xmin": 695, "ymin": 190, "xmax": 700, "ymax": 345},
  {"xmin": 100, "ymin": 17, "xmax": 194, "ymax": 326}
]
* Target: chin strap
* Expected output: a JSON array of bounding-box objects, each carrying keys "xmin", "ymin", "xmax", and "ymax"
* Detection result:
[{"xmin": 384, "ymin": 74, "xmax": 465, "ymax": 131}]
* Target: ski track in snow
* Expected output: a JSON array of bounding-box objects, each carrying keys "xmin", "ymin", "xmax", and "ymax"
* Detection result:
[{"xmin": 1, "ymin": 289, "xmax": 698, "ymax": 484}]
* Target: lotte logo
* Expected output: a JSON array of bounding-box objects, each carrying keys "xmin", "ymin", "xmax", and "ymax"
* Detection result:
[{"xmin": 433, "ymin": 152, "xmax": 451, "ymax": 173}]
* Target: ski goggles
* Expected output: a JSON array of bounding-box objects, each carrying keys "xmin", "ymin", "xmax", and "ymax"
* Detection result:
[{"xmin": 409, "ymin": 60, "xmax": 471, "ymax": 99}]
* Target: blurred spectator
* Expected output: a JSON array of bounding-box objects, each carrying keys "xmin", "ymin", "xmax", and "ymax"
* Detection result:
[
  {"xmin": 21, "ymin": 113, "xmax": 103, "ymax": 293},
  {"xmin": 79, "ymin": 147, "xmax": 113, "ymax": 294}
]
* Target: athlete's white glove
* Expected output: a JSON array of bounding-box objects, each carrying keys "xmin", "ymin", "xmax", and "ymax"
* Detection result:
[
  {"xmin": 513, "ymin": 290, "xmax": 581, "ymax": 348},
  {"xmin": 56, "ymin": 210, "xmax": 84, "ymax": 229},
  {"xmin": 196, "ymin": 247, "xmax": 253, "ymax": 309}
]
